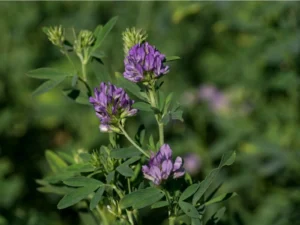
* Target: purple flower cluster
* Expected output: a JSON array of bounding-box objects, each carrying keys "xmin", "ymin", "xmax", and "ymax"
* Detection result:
[
  {"xmin": 89, "ymin": 82, "xmax": 137, "ymax": 132},
  {"xmin": 123, "ymin": 42, "xmax": 169, "ymax": 83},
  {"xmin": 142, "ymin": 144, "xmax": 185, "ymax": 185}
]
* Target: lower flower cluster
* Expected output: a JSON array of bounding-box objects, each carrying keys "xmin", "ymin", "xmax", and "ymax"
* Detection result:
[{"xmin": 142, "ymin": 144, "xmax": 185, "ymax": 185}]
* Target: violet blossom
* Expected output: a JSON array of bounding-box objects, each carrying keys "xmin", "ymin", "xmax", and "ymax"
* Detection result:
[
  {"xmin": 123, "ymin": 42, "xmax": 169, "ymax": 83},
  {"xmin": 142, "ymin": 144, "xmax": 185, "ymax": 185},
  {"xmin": 89, "ymin": 82, "xmax": 137, "ymax": 132}
]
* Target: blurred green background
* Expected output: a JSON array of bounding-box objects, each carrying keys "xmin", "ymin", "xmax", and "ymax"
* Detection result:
[{"xmin": 1, "ymin": 1, "xmax": 300, "ymax": 225}]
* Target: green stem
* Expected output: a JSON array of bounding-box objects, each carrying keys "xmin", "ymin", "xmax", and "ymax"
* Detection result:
[
  {"xmin": 82, "ymin": 61, "xmax": 87, "ymax": 82},
  {"xmin": 96, "ymin": 206, "xmax": 109, "ymax": 225},
  {"xmin": 119, "ymin": 126, "xmax": 150, "ymax": 158},
  {"xmin": 148, "ymin": 87, "xmax": 164, "ymax": 146},
  {"xmin": 158, "ymin": 122, "xmax": 164, "ymax": 146},
  {"xmin": 168, "ymin": 217, "xmax": 176, "ymax": 225}
]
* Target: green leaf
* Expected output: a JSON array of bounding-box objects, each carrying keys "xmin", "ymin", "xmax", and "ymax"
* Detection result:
[
  {"xmin": 37, "ymin": 185, "xmax": 74, "ymax": 195},
  {"xmin": 192, "ymin": 169, "xmax": 218, "ymax": 205},
  {"xmin": 90, "ymin": 186, "xmax": 105, "ymax": 210},
  {"xmin": 79, "ymin": 212, "xmax": 98, "ymax": 225},
  {"xmin": 204, "ymin": 192, "xmax": 237, "ymax": 206},
  {"xmin": 148, "ymin": 135, "xmax": 155, "ymax": 150},
  {"xmin": 62, "ymin": 89, "xmax": 90, "ymax": 105},
  {"xmin": 45, "ymin": 150, "xmax": 67, "ymax": 173},
  {"xmin": 151, "ymin": 201, "xmax": 169, "ymax": 209},
  {"xmin": 92, "ymin": 17, "xmax": 118, "ymax": 52},
  {"xmin": 27, "ymin": 68, "xmax": 72, "ymax": 80},
  {"xmin": 179, "ymin": 201, "xmax": 200, "ymax": 219},
  {"xmin": 92, "ymin": 59, "xmax": 111, "ymax": 83},
  {"xmin": 57, "ymin": 184, "xmax": 99, "ymax": 209},
  {"xmin": 120, "ymin": 187, "xmax": 165, "ymax": 209},
  {"xmin": 163, "ymin": 92, "xmax": 173, "ymax": 114},
  {"xmin": 165, "ymin": 56, "xmax": 180, "ymax": 62},
  {"xmin": 44, "ymin": 172, "xmax": 76, "ymax": 184},
  {"xmin": 93, "ymin": 25, "xmax": 103, "ymax": 37},
  {"xmin": 132, "ymin": 102, "xmax": 152, "ymax": 112},
  {"xmin": 180, "ymin": 183, "xmax": 200, "ymax": 202},
  {"xmin": 135, "ymin": 124, "xmax": 146, "ymax": 146},
  {"xmin": 63, "ymin": 177, "xmax": 103, "ymax": 187},
  {"xmin": 65, "ymin": 163, "xmax": 95, "ymax": 173},
  {"xmin": 206, "ymin": 207, "xmax": 226, "ymax": 225},
  {"xmin": 57, "ymin": 152, "xmax": 75, "ymax": 164},
  {"xmin": 110, "ymin": 147, "xmax": 141, "ymax": 159},
  {"xmin": 219, "ymin": 151, "xmax": 236, "ymax": 168},
  {"xmin": 116, "ymin": 165, "xmax": 134, "ymax": 177},
  {"xmin": 192, "ymin": 151, "xmax": 236, "ymax": 205},
  {"xmin": 122, "ymin": 156, "xmax": 141, "ymax": 166},
  {"xmin": 191, "ymin": 218, "xmax": 201, "ymax": 225},
  {"xmin": 32, "ymin": 77, "xmax": 65, "ymax": 96},
  {"xmin": 106, "ymin": 171, "xmax": 115, "ymax": 184}
]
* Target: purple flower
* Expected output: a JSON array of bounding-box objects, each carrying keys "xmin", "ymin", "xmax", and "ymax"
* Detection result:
[
  {"xmin": 183, "ymin": 153, "xmax": 201, "ymax": 176},
  {"xmin": 198, "ymin": 84, "xmax": 230, "ymax": 112},
  {"xmin": 123, "ymin": 42, "xmax": 169, "ymax": 83},
  {"xmin": 89, "ymin": 82, "xmax": 138, "ymax": 132},
  {"xmin": 142, "ymin": 144, "xmax": 185, "ymax": 185}
]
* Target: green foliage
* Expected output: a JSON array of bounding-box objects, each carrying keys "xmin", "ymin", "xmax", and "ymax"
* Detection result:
[
  {"xmin": 2, "ymin": 2, "xmax": 300, "ymax": 225},
  {"xmin": 120, "ymin": 187, "xmax": 165, "ymax": 209}
]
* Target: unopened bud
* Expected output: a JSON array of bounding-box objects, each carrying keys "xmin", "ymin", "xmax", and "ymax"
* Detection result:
[
  {"xmin": 43, "ymin": 25, "xmax": 64, "ymax": 47},
  {"xmin": 122, "ymin": 27, "xmax": 148, "ymax": 55}
]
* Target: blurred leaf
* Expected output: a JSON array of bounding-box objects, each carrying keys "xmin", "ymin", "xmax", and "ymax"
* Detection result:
[
  {"xmin": 32, "ymin": 77, "xmax": 65, "ymax": 96},
  {"xmin": 135, "ymin": 124, "xmax": 146, "ymax": 146},
  {"xmin": 193, "ymin": 151, "xmax": 236, "ymax": 205},
  {"xmin": 151, "ymin": 201, "xmax": 169, "ymax": 209},
  {"xmin": 132, "ymin": 102, "xmax": 152, "ymax": 112},
  {"xmin": 45, "ymin": 150, "xmax": 67, "ymax": 173},
  {"xmin": 65, "ymin": 163, "xmax": 95, "ymax": 173},
  {"xmin": 44, "ymin": 172, "xmax": 76, "ymax": 184},
  {"xmin": 219, "ymin": 151, "xmax": 236, "ymax": 168},
  {"xmin": 90, "ymin": 186, "xmax": 105, "ymax": 210},
  {"xmin": 180, "ymin": 183, "xmax": 200, "ymax": 202},
  {"xmin": 116, "ymin": 165, "xmax": 134, "ymax": 177},
  {"xmin": 57, "ymin": 152, "xmax": 75, "ymax": 164},
  {"xmin": 27, "ymin": 68, "xmax": 72, "ymax": 80},
  {"xmin": 92, "ymin": 16, "xmax": 118, "ymax": 53},
  {"xmin": 62, "ymin": 89, "xmax": 90, "ymax": 105},
  {"xmin": 206, "ymin": 207, "xmax": 226, "ymax": 225},
  {"xmin": 120, "ymin": 187, "xmax": 165, "ymax": 209},
  {"xmin": 204, "ymin": 192, "xmax": 237, "ymax": 206},
  {"xmin": 63, "ymin": 177, "xmax": 104, "ymax": 187},
  {"xmin": 57, "ymin": 184, "xmax": 100, "ymax": 209},
  {"xmin": 79, "ymin": 212, "xmax": 98, "ymax": 225},
  {"xmin": 37, "ymin": 185, "xmax": 74, "ymax": 195},
  {"xmin": 110, "ymin": 146, "xmax": 141, "ymax": 159},
  {"xmin": 191, "ymin": 218, "xmax": 201, "ymax": 225},
  {"xmin": 92, "ymin": 59, "xmax": 111, "ymax": 83},
  {"xmin": 179, "ymin": 201, "xmax": 200, "ymax": 218},
  {"xmin": 165, "ymin": 56, "xmax": 180, "ymax": 62}
]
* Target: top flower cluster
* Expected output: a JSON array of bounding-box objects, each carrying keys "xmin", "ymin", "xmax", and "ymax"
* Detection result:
[{"xmin": 123, "ymin": 42, "xmax": 169, "ymax": 83}]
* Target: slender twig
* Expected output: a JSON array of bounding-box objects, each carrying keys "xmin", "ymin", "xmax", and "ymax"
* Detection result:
[{"xmin": 119, "ymin": 126, "xmax": 150, "ymax": 158}]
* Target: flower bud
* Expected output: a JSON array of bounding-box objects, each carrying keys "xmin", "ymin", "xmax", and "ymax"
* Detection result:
[
  {"xmin": 43, "ymin": 25, "xmax": 64, "ymax": 47},
  {"xmin": 122, "ymin": 27, "xmax": 148, "ymax": 55},
  {"xmin": 74, "ymin": 30, "xmax": 95, "ymax": 55}
]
